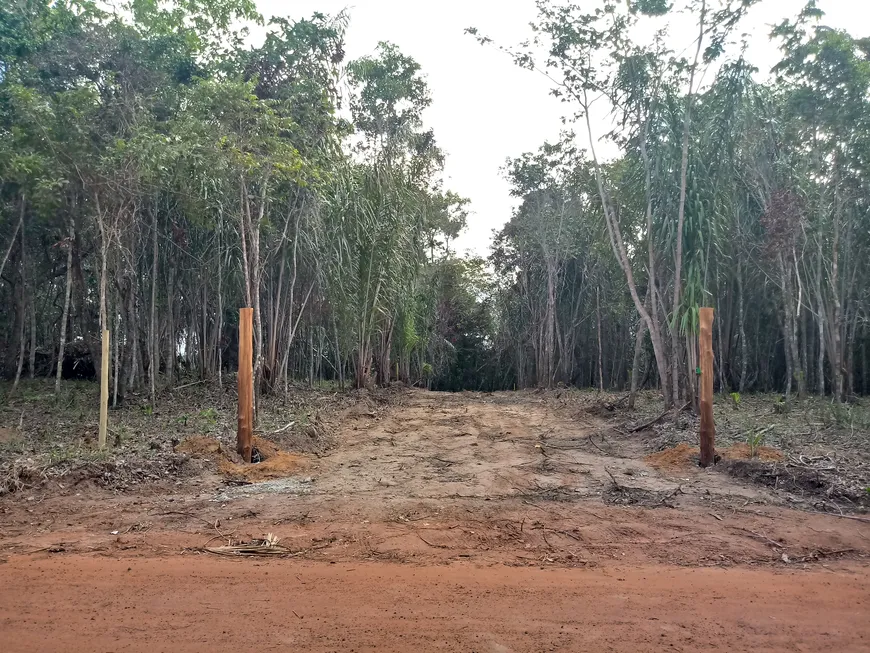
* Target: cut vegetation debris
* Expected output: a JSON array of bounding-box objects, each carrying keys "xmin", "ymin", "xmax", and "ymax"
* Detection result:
[{"xmin": 202, "ymin": 533, "xmax": 294, "ymax": 557}]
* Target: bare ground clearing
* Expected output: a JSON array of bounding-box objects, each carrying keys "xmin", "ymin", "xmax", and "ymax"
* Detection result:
[
  {"xmin": 1, "ymin": 388, "xmax": 867, "ymax": 565},
  {"xmin": 0, "ymin": 388, "xmax": 868, "ymax": 651}
]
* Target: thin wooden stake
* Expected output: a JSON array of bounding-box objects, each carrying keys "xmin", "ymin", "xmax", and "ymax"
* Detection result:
[
  {"xmin": 699, "ymin": 307, "xmax": 715, "ymax": 467},
  {"xmin": 237, "ymin": 307, "xmax": 254, "ymax": 463},
  {"xmin": 98, "ymin": 329, "xmax": 110, "ymax": 449}
]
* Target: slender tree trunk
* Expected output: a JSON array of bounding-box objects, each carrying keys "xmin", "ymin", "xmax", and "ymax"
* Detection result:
[
  {"xmin": 96, "ymin": 198, "xmax": 109, "ymax": 333},
  {"xmin": 737, "ymin": 254, "xmax": 747, "ymax": 394},
  {"xmin": 628, "ymin": 288, "xmax": 650, "ymax": 409},
  {"xmin": 863, "ymin": 329, "xmax": 868, "ymax": 396},
  {"xmin": 334, "ymin": 319, "xmax": 344, "ymax": 390},
  {"xmin": 12, "ymin": 213, "xmax": 26, "ymax": 392},
  {"xmin": 124, "ymin": 280, "xmax": 136, "ymax": 393},
  {"xmin": 815, "ymin": 234, "xmax": 826, "ymax": 395},
  {"xmin": 201, "ymin": 281, "xmax": 208, "ymax": 379},
  {"xmin": 830, "ymin": 190, "xmax": 844, "ymax": 401},
  {"xmin": 791, "ymin": 248, "xmax": 806, "ymax": 398},
  {"xmin": 686, "ymin": 332, "xmax": 698, "ymax": 413},
  {"xmin": 847, "ymin": 309, "xmax": 858, "ymax": 397},
  {"xmin": 239, "ymin": 181, "xmax": 252, "ymax": 310},
  {"xmin": 596, "ymin": 285, "xmax": 604, "ymax": 392},
  {"xmin": 308, "ymin": 327, "xmax": 315, "ymax": 386},
  {"xmin": 55, "ymin": 219, "xmax": 75, "ymax": 396},
  {"xmin": 777, "ymin": 254, "xmax": 803, "ymax": 398},
  {"xmin": 245, "ymin": 178, "xmax": 267, "ymax": 419},
  {"xmin": 781, "ymin": 309, "xmax": 792, "ymax": 399},
  {"xmin": 670, "ymin": 0, "xmax": 706, "ymax": 407},
  {"xmin": 113, "ymin": 305, "xmax": 120, "ymax": 407},
  {"xmin": 0, "ymin": 199, "xmax": 24, "ymax": 282},
  {"xmin": 544, "ymin": 261, "xmax": 557, "ymax": 388},
  {"xmin": 27, "ymin": 269, "xmax": 36, "ymax": 379},
  {"xmin": 150, "ymin": 210, "xmax": 158, "ymax": 405},
  {"xmin": 12, "ymin": 294, "xmax": 26, "ymax": 391},
  {"xmin": 716, "ymin": 296, "xmax": 727, "ymax": 394},
  {"xmin": 355, "ymin": 340, "xmax": 371, "ymax": 389},
  {"xmin": 217, "ymin": 208, "xmax": 223, "ymax": 391},
  {"xmin": 583, "ymin": 89, "xmax": 670, "ymax": 408},
  {"xmin": 166, "ymin": 256, "xmax": 175, "ymax": 384},
  {"xmin": 639, "ymin": 118, "xmax": 670, "ymax": 404},
  {"xmin": 800, "ymin": 303, "xmax": 809, "ymax": 395}
]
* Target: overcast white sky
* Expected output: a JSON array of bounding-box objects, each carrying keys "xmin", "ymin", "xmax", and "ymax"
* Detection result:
[{"xmin": 255, "ymin": 1, "xmax": 867, "ymax": 256}]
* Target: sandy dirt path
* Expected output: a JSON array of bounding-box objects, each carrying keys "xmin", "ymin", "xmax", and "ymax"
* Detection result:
[{"xmin": 1, "ymin": 556, "xmax": 868, "ymax": 653}]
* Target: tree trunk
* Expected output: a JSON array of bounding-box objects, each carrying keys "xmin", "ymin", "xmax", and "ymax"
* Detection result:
[
  {"xmin": 239, "ymin": 181, "xmax": 252, "ymax": 310},
  {"xmin": 0, "ymin": 199, "xmax": 24, "ymax": 282},
  {"xmin": 28, "ymin": 266, "xmax": 36, "ymax": 379},
  {"xmin": 815, "ymin": 234, "xmax": 826, "ymax": 395},
  {"xmin": 334, "ymin": 319, "xmax": 344, "ymax": 390},
  {"xmin": 583, "ymin": 89, "xmax": 671, "ymax": 408},
  {"xmin": 670, "ymin": 0, "xmax": 706, "ymax": 407},
  {"xmin": 308, "ymin": 327, "xmax": 315, "ymax": 386},
  {"xmin": 149, "ymin": 210, "xmax": 158, "ymax": 405},
  {"xmin": 778, "ymin": 254, "xmax": 803, "ymax": 398},
  {"xmin": 596, "ymin": 285, "xmax": 604, "ymax": 392},
  {"xmin": 166, "ymin": 255, "xmax": 175, "ymax": 385},
  {"xmin": 791, "ymin": 248, "xmax": 806, "ymax": 398},
  {"xmin": 830, "ymin": 191, "xmax": 844, "ymax": 401},
  {"xmin": 863, "ymin": 329, "xmax": 868, "ymax": 396},
  {"xmin": 113, "ymin": 305, "xmax": 120, "ymax": 407},
  {"xmin": 545, "ymin": 260, "xmax": 557, "ymax": 388},
  {"xmin": 216, "ymin": 208, "xmax": 224, "ymax": 391},
  {"xmin": 55, "ymin": 219, "xmax": 75, "ymax": 396},
  {"xmin": 737, "ymin": 254, "xmax": 747, "ymax": 394},
  {"xmin": 716, "ymin": 295, "xmax": 727, "ymax": 394},
  {"xmin": 800, "ymin": 303, "xmax": 809, "ymax": 395},
  {"xmin": 628, "ymin": 288, "xmax": 650, "ymax": 409},
  {"xmin": 12, "ymin": 215, "xmax": 26, "ymax": 392}
]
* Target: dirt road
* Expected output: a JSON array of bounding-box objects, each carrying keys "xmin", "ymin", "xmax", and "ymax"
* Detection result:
[
  {"xmin": 1, "ymin": 389, "xmax": 868, "ymax": 651},
  {"xmin": 2, "ymin": 556, "xmax": 868, "ymax": 653}
]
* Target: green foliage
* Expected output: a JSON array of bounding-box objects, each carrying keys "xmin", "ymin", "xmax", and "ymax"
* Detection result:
[
  {"xmin": 746, "ymin": 429, "xmax": 765, "ymax": 458},
  {"xmin": 630, "ymin": 0, "xmax": 672, "ymax": 16},
  {"xmin": 348, "ymin": 42, "xmax": 432, "ymax": 150},
  {"xmin": 198, "ymin": 408, "xmax": 218, "ymax": 430},
  {"xmin": 3, "ymin": 0, "xmax": 870, "ymax": 404}
]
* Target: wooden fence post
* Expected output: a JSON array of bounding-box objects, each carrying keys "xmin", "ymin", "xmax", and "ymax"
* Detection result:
[
  {"xmin": 237, "ymin": 308, "xmax": 254, "ymax": 463},
  {"xmin": 98, "ymin": 329, "xmax": 109, "ymax": 449},
  {"xmin": 699, "ymin": 307, "xmax": 716, "ymax": 467}
]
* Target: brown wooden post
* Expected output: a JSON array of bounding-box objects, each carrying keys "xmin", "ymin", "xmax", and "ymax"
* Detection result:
[
  {"xmin": 699, "ymin": 307, "xmax": 716, "ymax": 467},
  {"xmin": 237, "ymin": 308, "xmax": 254, "ymax": 463},
  {"xmin": 98, "ymin": 329, "xmax": 110, "ymax": 449}
]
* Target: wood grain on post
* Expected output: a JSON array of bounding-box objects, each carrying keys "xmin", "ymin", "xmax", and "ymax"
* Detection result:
[
  {"xmin": 237, "ymin": 308, "xmax": 254, "ymax": 463},
  {"xmin": 98, "ymin": 329, "xmax": 109, "ymax": 449},
  {"xmin": 699, "ymin": 307, "xmax": 716, "ymax": 467}
]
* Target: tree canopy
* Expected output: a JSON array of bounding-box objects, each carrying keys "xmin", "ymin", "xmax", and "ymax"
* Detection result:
[{"xmin": 1, "ymin": 0, "xmax": 869, "ymax": 410}]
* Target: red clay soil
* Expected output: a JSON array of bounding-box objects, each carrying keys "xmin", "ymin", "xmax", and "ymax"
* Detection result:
[
  {"xmin": 1, "ymin": 556, "xmax": 867, "ymax": 653},
  {"xmin": 646, "ymin": 442, "xmax": 784, "ymax": 472},
  {"xmin": 175, "ymin": 434, "xmax": 310, "ymax": 481},
  {"xmin": 2, "ymin": 390, "xmax": 869, "ymax": 651}
]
